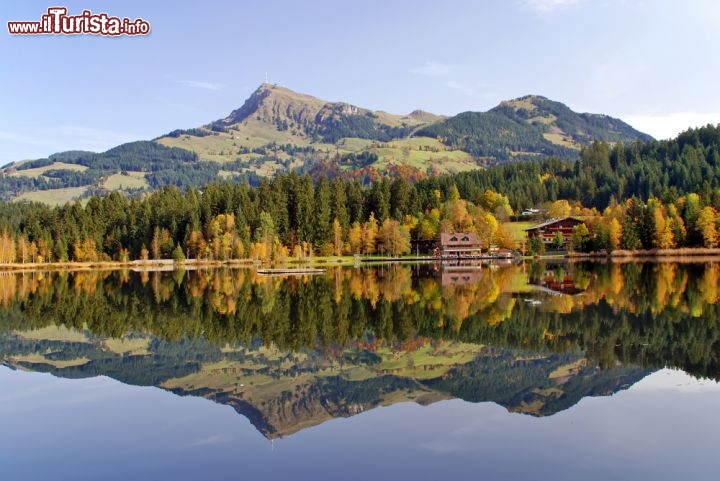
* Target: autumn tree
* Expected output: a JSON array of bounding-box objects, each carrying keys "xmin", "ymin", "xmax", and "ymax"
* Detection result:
[
  {"xmin": 0, "ymin": 230, "xmax": 15, "ymax": 264},
  {"xmin": 447, "ymin": 199, "xmax": 473, "ymax": 232},
  {"xmin": 650, "ymin": 200, "xmax": 675, "ymax": 249},
  {"xmin": 377, "ymin": 219, "xmax": 411, "ymax": 256},
  {"xmin": 547, "ymin": 199, "xmax": 572, "ymax": 218},
  {"xmin": 254, "ymin": 211, "xmax": 277, "ymax": 261},
  {"xmin": 362, "ymin": 212, "xmax": 379, "ymax": 255},
  {"xmin": 332, "ymin": 218, "xmax": 344, "ymax": 256},
  {"xmin": 348, "ymin": 221, "xmax": 363, "ymax": 254},
  {"xmin": 475, "ymin": 211, "xmax": 498, "ymax": 251},
  {"xmin": 608, "ymin": 217, "xmax": 622, "ymax": 250},
  {"xmin": 207, "ymin": 213, "xmax": 243, "ymax": 260},
  {"xmin": 696, "ymin": 206, "xmax": 718, "ymax": 248}
]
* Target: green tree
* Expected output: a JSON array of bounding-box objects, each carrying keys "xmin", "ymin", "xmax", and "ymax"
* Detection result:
[
  {"xmin": 528, "ymin": 236, "xmax": 545, "ymax": 255},
  {"xmin": 314, "ymin": 176, "xmax": 332, "ymax": 247},
  {"xmin": 172, "ymin": 245, "xmax": 186, "ymax": 264},
  {"xmin": 256, "ymin": 211, "xmax": 277, "ymax": 259},
  {"xmin": 571, "ymin": 223, "xmax": 591, "ymax": 252}
]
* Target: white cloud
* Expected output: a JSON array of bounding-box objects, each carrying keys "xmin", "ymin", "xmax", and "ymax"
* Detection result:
[
  {"xmin": 177, "ymin": 80, "xmax": 224, "ymax": 91},
  {"xmin": 519, "ymin": 0, "xmax": 581, "ymax": 13},
  {"xmin": 411, "ymin": 61, "xmax": 456, "ymax": 77},
  {"xmin": 622, "ymin": 112, "xmax": 720, "ymax": 140}
]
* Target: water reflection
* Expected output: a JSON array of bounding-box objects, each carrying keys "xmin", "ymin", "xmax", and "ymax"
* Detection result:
[{"xmin": 1, "ymin": 261, "xmax": 720, "ymax": 438}]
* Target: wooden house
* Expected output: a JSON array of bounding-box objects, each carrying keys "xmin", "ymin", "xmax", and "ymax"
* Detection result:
[
  {"xmin": 440, "ymin": 232, "xmax": 483, "ymax": 258},
  {"xmin": 524, "ymin": 217, "xmax": 585, "ymax": 246}
]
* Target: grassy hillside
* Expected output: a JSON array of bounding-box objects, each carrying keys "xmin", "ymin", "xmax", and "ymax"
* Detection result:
[
  {"xmin": 0, "ymin": 85, "xmax": 652, "ymax": 203},
  {"xmin": 414, "ymin": 95, "xmax": 652, "ymax": 163}
]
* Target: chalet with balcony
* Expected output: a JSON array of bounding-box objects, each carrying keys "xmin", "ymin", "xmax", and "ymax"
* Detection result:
[
  {"xmin": 440, "ymin": 232, "xmax": 483, "ymax": 258},
  {"xmin": 524, "ymin": 217, "xmax": 585, "ymax": 246}
]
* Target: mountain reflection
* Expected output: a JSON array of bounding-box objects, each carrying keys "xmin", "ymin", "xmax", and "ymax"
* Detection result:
[{"xmin": 1, "ymin": 261, "xmax": 719, "ymax": 438}]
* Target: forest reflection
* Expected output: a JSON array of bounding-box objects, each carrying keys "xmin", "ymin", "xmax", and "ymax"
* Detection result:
[{"xmin": 1, "ymin": 260, "xmax": 719, "ymax": 379}]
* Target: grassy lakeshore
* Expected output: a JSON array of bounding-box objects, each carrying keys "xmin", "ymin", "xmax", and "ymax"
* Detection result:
[
  {"xmin": 610, "ymin": 248, "xmax": 720, "ymax": 257},
  {"xmin": 4, "ymin": 248, "xmax": 720, "ymax": 273},
  {"xmin": 0, "ymin": 256, "xmax": 360, "ymax": 273}
]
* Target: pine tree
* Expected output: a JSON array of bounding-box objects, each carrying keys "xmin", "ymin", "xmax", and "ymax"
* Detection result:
[{"xmin": 314, "ymin": 176, "xmax": 332, "ymax": 247}]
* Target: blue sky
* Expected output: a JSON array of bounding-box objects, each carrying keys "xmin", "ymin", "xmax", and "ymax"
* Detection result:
[{"xmin": 2, "ymin": 0, "xmax": 719, "ymax": 162}]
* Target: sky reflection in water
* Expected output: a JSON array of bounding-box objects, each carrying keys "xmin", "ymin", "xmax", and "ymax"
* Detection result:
[{"xmin": 2, "ymin": 367, "xmax": 719, "ymax": 481}]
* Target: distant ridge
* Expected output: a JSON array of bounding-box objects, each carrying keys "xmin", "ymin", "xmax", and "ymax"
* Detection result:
[{"xmin": 0, "ymin": 83, "xmax": 652, "ymax": 202}]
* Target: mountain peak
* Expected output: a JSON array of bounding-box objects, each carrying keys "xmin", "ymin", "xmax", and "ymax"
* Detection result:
[
  {"xmin": 414, "ymin": 94, "xmax": 652, "ymax": 162},
  {"xmin": 215, "ymin": 84, "xmax": 437, "ymax": 145},
  {"xmin": 497, "ymin": 94, "xmax": 561, "ymax": 113},
  {"xmin": 223, "ymin": 83, "xmax": 326, "ymax": 126},
  {"xmin": 405, "ymin": 109, "xmax": 445, "ymax": 123}
]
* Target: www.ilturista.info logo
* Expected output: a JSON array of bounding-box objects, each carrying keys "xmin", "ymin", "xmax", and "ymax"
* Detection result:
[{"xmin": 8, "ymin": 7, "xmax": 150, "ymax": 36}]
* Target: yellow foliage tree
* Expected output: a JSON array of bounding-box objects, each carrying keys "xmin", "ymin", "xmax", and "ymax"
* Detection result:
[
  {"xmin": 696, "ymin": 206, "xmax": 718, "ymax": 248},
  {"xmin": 475, "ymin": 211, "xmax": 498, "ymax": 250},
  {"xmin": 332, "ymin": 218, "xmax": 344, "ymax": 256},
  {"xmin": 377, "ymin": 219, "xmax": 411, "ymax": 256},
  {"xmin": 348, "ymin": 221, "xmax": 363, "ymax": 254},
  {"xmin": 362, "ymin": 212, "xmax": 378, "ymax": 255},
  {"xmin": 652, "ymin": 206, "xmax": 675, "ymax": 249},
  {"xmin": 547, "ymin": 200, "xmax": 572, "ymax": 218},
  {"xmin": 0, "ymin": 230, "xmax": 16, "ymax": 264},
  {"xmin": 608, "ymin": 218, "xmax": 623, "ymax": 250}
]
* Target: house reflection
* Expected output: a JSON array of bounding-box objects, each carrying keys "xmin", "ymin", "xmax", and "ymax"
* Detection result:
[
  {"xmin": 441, "ymin": 267, "xmax": 483, "ymax": 286},
  {"xmin": 530, "ymin": 267, "xmax": 586, "ymax": 296}
]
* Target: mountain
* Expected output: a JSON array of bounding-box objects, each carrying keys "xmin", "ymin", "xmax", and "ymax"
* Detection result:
[
  {"xmin": 216, "ymin": 83, "xmax": 441, "ymax": 142},
  {"xmin": 0, "ymin": 84, "xmax": 651, "ymax": 204},
  {"xmin": 155, "ymin": 83, "xmax": 470, "ymax": 179},
  {"xmin": 0, "ymin": 327, "xmax": 650, "ymax": 439},
  {"xmin": 414, "ymin": 95, "xmax": 653, "ymax": 162}
]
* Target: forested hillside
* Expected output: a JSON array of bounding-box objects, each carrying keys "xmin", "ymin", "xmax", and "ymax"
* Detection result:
[
  {"xmin": 0, "ymin": 85, "xmax": 652, "ymax": 202},
  {"xmin": 434, "ymin": 124, "xmax": 720, "ymax": 209},
  {"xmin": 0, "ymin": 141, "xmax": 220, "ymax": 201},
  {"xmin": 414, "ymin": 95, "xmax": 651, "ymax": 162},
  {"xmin": 0, "ymin": 125, "xmax": 718, "ymax": 263}
]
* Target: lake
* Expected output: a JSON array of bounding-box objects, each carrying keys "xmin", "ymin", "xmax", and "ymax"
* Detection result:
[{"xmin": 1, "ymin": 261, "xmax": 720, "ymax": 480}]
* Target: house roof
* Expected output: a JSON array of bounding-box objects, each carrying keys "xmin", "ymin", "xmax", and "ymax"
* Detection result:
[
  {"xmin": 524, "ymin": 217, "xmax": 584, "ymax": 232},
  {"xmin": 440, "ymin": 232, "xmax": 481, "ymax": 247}
]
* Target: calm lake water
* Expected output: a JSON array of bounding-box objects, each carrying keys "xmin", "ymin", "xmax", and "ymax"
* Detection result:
[{"xmin": 1, "ymin": 261, "xmax": 720, "ymax": 480}]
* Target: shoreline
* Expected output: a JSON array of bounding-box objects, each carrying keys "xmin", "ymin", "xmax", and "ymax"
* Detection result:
[
  {"xmin": 0, "ymin": 256, "xmax": 355, "ymax": 273},
  {"xmin": 3, "ymin": 248, "xmax": 720, "ymax": 273},
  {"xmin": 609, "ymin": 248, "xmax": 720, "ymax": 257}
]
